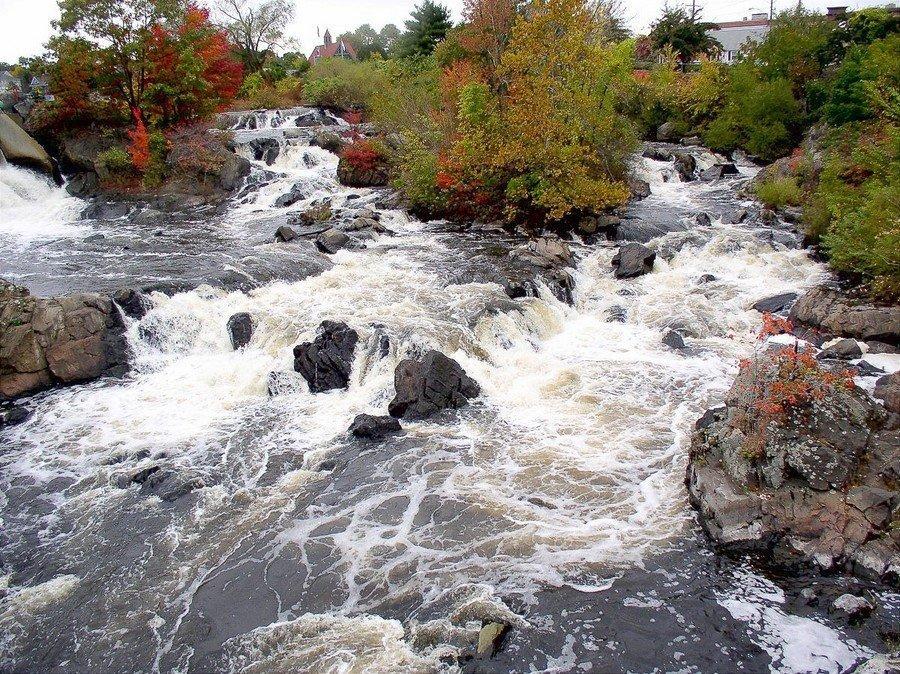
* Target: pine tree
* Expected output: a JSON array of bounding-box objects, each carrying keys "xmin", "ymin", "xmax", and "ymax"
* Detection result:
[{"xmin": 398, "ymin": 0, "xmax": 453, "ymax": 58}]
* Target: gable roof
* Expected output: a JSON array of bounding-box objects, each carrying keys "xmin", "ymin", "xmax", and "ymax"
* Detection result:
[{"xmin": 309, "ymin": 37, "xmax": 358, "ymax": 62}]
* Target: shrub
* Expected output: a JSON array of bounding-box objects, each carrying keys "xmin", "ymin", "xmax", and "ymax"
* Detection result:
[
  {"xmin": 340, "ymin": 139, "xmax": 386, "ymax": 172},
  {"xmin": 303, "ymin": 59, "xmax": 388, "ymax": 111},
  {"xmin": 97, "ymin": 147, "xmax": 132, "ymax": 173},
  {"xmin": 756, "ymin": 176, "xmax": 804, "ymax": 208}
]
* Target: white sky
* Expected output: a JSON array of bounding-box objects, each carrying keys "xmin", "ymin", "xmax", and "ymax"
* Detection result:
[{"xmin": 0, "ymin": 0, "xmax": 890, "ymax": 63}]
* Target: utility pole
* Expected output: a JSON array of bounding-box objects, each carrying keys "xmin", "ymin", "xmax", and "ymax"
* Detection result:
[{"xmin": 770, "ymin": 0, "xmax": 775, "ymax": 20}]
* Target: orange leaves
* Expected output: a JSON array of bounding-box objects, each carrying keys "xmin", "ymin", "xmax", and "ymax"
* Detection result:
[
  {"xmin": 127, "ymin": 110, "xmax": 150, "ymax": 172},
  {"xmin": 758, "ymin": 312, "xmax": 794, "ymax": 340},
  {"xmin": 340, "ymin": 140, "xmax": 385, "ymax": 172}
]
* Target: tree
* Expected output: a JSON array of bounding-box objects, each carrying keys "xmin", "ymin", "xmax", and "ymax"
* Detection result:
[
  {"xmin": 54, "ymin": 0, "xmax": 183, "ymax": 115},
  {"xmin": 649, "ymin": 6, "xmax": 720, "ymax": 68},
  {"xmin": 398, "ymin": 1, "xmax": 453, "ymax": 58},
  {"xmin": 340, "ymin": 24, "xmax": 386, "ymax": 60},
  {"xmin": 590, "ymin": 0, "xmax": 630, "ymax": 42},
  {"xmin": 380, "ymin": 24, "xmax": 402, "ymax": 54},
  {"xmin": 458, "ymin": 0, "xmax": 518, "ymax": 89},
  {"xmin": 214, "ymin": 0, "xmax": 294, "ymax": 72}
]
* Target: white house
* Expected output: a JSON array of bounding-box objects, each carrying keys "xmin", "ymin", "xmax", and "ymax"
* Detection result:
[{"xmin": 708, "ymin": 13, "xmax": 771, "ymax": 63}]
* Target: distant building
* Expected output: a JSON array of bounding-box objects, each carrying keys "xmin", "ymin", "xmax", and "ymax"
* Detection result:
[
  {"xmin": 29, "ymin": 75, "xmax": 50, "ymax": 98},
  {"xmin": 308, "ymin": 30, "xmax": 358, "ymax": 66},
  {"xmin": 0, "ymin": 71, "xmax": 20, "ymax": 96},
  {"xmin": 708, "ymin": 13, "xmax": 771, "ymax": 63}
]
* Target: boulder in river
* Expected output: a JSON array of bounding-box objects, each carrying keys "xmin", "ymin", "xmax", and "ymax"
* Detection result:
[
  {"xmin": 726, "ymin": 208, "xmax": 749, "ymax": 224},
  {"xmin": 642, "ymin": 147, "xmax": 672, "ymax": 162},
  {"xmin": 662, "ymin": 331, "xmax": 686, "ymax": 349},
  {"xmin": 274, "ymin": 183, "xmax": 308, "ymax": 208},
  {"xmin": 226, "ymin": 313, "xmax": 254, "ymax": 350},
  {"xmin": 611, "ymin": 243, "xmax": 656, "ymax": 279},
  {"xmin": 388, "ymin": 350, "xmax": 481, "ymax": 420},
  {"xmin": 817, "ymin": 338, "xmax": 862, "ymax": 361},
  {"xmin": 0, "ymin": 112, "xmax": 57, "ymax": 179},
  {"xmin": 696, "ymin": 212, "xmax": 712, "ymax": 227},
  {"xmin": 628, "ymin": 178, "xmax": 651, "ymax": 201},
  {"xmin": 247, "ymin": 138, "xmax": 280, "ymax": 165},
  {"xmin": 751, "ymin": 292, "xmax": 798, "ymax": 315},
  {"xmin": 873, "ymin": 373, "xmax": 899, "ymax": 414},
  {"xmin": 789, "ymin": 287, "xmax": 900, "ymax": 344},
  {"xmin": 657, "ymin": 122, "xmax": 678, "ymax": 142},
  {"xmin": 293, "ymin": 321, "xmax": 359, "ymax": 393},
  {"xmin": 349, "ymin": 414, "xmax": 402, "ymax": 439},
  {"xmin": 509, "ymin": 237, "xmax": 574, "ymax": 269},
  {"xmin": 686, "ymin": 352, "xmax": 899, "ymax": 585},
  {"xmin": 0, "ymin": 403, "xmax": 30, "ymax": 427},
  {"xmin": 673, "ymin": 152, "xmax": 696, "ymax": 182},
  {"xmin": 1, "ymin": 279, "xmax": 129, "ymax": 399},
  {"xmin": 315, "ymin": 228, "xmax": 351, "ymax": 254},
  {"xmin": 113, "ymin": 288, "xmax": 151, "ymax": 320},
  {"xmin": 700, "ymin": 164, "xmax": 740, "ymax": 181}
]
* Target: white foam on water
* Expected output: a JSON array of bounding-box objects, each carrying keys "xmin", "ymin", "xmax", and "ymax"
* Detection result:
[
  {"xmin": 0, "ymin": 164, "xmax": 87, "ymax": 244},
  {"xmin": 718, "ymin": 568, "xmax": 873, "ymax": 674}
]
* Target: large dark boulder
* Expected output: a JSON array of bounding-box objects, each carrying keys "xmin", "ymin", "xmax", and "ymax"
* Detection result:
[
  {"xmin": 790, "ymin": 287, "xmax": 900, "ymax": 345},
  {"xmin": 113, "ymin": 288, "xmax": 151, "ymax": 319},
  {"xmin": 0, "ymin": 403, "xmax": 30, "ymax": 428},
  {"xmin": 247, "ymin": 138, "xmax": 280, "ymax": 165},
  {"xmin": 751, "ymin": 292, "xmax": 798, "ymax": 315},
  {"xmin": 1, "ymin": 280, "xmax": 129, "ymax": 399},
  {"xmin": 509, "ymin": 237, "xmax": 573, "ymax": 269},
  {"xmin": 227, "ymin": 313, "xmax": 254, "ymax": 350},
  {"xmin": 673, "ymin": 152, "xmax": 696, "ymax": 182},
  {"xmin": 628, "ymin": 178, "xmax": 651, "ymax": 201},
  {"xmin": 700, "ymin": 164, "xmax": 739, "ymax": 181},
  {"xmin": 274, "ymin": 183, "xmax": 308, "ymax": 208},
  {"xmin": 315, "ymin": 228, "xmax": 351, "ymax": 254},
  {"xmin": 611, "ymin": 243, "xmax": 656, "ymax": 279},
  {"xmin": 293, "ymin": 321, "xmax": 359, "ymax": 393},
  {"xmin": 687, "ymin": 353, "xmax": 898, "ymax": 585},
  {"xmin": 388, "ymin": 350, "xmax": 480, "ymax": 420},
  {"xmin": 349, "ymin": 414, "xmax": 402, "ymax": 439}
]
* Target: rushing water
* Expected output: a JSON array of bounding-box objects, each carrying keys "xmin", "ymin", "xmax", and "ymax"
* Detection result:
[{"xmin": 1, "ymin": 110, "xmax": 897, "ymax": 674}]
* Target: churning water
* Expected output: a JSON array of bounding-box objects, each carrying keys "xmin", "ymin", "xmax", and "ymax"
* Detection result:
[{"xmin": 0, "ymin": 110, "xmax": 896, "ymax": 673}]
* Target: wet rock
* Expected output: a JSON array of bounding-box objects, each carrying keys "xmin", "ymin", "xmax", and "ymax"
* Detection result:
[
  {"xmin": 274, "ymin": 226, "xmax": 297, "ymax": 242},
  {"xmin": 698, "ymin": 274, "xmax": 717, "ymax": 284},
  {"xmin": 830, "ymin": 594, "xmax": 873, "ymax": 621},
  {"xmin": 817, "ymin": 338, "xmax": 862, "ymax": 361},
  {"xmin": 790, "ymin": 287, "xmax": 900, "ymax": 344},
  {"xmin": 855, "ymin": 360, "xmax": 885, "ymax": 377},
  {"xmin": 642, "ymin": 147, "xmax": 672, "ymax": 162},
  {"xmin": 139, "ymin": 469, "xmax": 204, "ymax": 502},
  {"xmin": 310, "ymin": 130, "xmax": 343, "ymax": 154},
  {"xmin": 1, "ymin": 280, "xmax": 129, "ymax": 399},
  {"xmin": 509, "ymin": 237, "xmax": 573, "ymax": 269},
  {"xmin": 606, "ymin": 305, "xmax": 627, "ymax": 323},
  {"xmin": 266, "ymin": 371, "xmax": 303, "ymax": 397},
  {"xmin": 657, "ymin": 122, "xmax": 678, "ymax": 142},
  {"xmin": 476, "ymin": 622, "xmax": 510, "ymax": 657},
  {"xmin": 751, "ymin": 292, "xmax": 798, "ymax": 314},
  {"xmin": 247, "ymin": 138, "xmax": 280, "ymax": 165},
  {"xmin": 700, "ymin": 164, "xmax": 740, "ymax": 181},
  {"xmin": 295, "ymin": 109, "xmax": 338, "ymax": 127},
  {"xmin": 388, "ymin": 350, "xmax": 480, "ymax": 420},
  {"xmin": 726, "ymin": 208, "xmax": 749, "ymax": 224},
  {"xmin": 293, "ymin": 321, "xmax": 359, "ymax": 393},
  {"xmin": 629, "ymin": 178, "xmax": 651, "ymax": 201},
  {"xmin": 686, "ymin": 352, "xmax": 897, "ymax": 585},
  {"xmin": 315, "ymin": 228, "xmax": 351, "ymax": 254},
  {"xmin": 681, "ymin": 136, "xmax": 702, "ymax": 146},
  {"xmin": 663, "ymin": 331, "xmax": 686, "ymax": 349},
  {"xmin": 0, "ymin": 404, "xmax": 30, "ymax": 427},
  {"xmin": 611, "ymin": 243, "xmax": 656, "ymax": 279},
  {"xmin": 673, "ymin": 152, "xmax": 696, "ymax": 182},
  {"xmin": 696, "ymin": 212, "xmax": 712, "ymax": 227},
  {"xmin": 274, "ymin": 183, "xmax": 307, "ymax": 208},
  {"xmin": 113, "ymin": 288, "xmax": 150, "ymax": 319},
  {"xmin": 81, "ymin": 201, "xmax": 132, "ymax": 220},
  {"xmin": 293, "ymin": 203, "xmax": 333, "ymax": 227},
  {"xmin": 226, "ymin": 313, "xmax": 254, "ymax": 350},
  {"xmin": 874, "ymin": 373, "xmax": 899, "ymax": 414},
  {"xmin": 349, "ymin": 414, "xmax": 402, "ymax": 440}
]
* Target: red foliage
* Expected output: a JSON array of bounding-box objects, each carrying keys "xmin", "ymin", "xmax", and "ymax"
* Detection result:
[
  {"xmin": 341, "ymin": 140, "xmax": 383, "ymax": 172},
  {"xmin": 342, "ymin": 110, "xmax": 364, "ymax": 125},
  {"xmin": 757, "ymin": 312, "xmax": 793, "ymax": 341},
  {"xmin": 127, "ymin": 110, "xmax": 151, "ymax": 172}
]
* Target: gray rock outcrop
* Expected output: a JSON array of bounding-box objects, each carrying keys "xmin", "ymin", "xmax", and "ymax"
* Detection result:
[{"xmin": 388, "ymin": 350, "xmax": 480, "ymax": 420}]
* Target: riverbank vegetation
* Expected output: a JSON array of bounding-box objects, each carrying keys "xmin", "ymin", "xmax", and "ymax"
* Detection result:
[{"xmin": 12, "ymin": 0, "xmax": 900, "ymax": 295}]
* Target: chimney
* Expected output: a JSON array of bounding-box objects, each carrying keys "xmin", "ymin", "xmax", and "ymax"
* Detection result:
[{"xmin": 324, "ymin": 29, "xmax": 333, "ymax": 46}]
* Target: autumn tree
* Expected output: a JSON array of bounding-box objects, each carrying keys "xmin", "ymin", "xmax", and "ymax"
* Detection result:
[
  {"xmin": 214, "ymin": 0, "xmax": 294, "ymax": 72},
  {"xmin": 458, "ymin": 0, "xmax": 519, "ymax": 90}
]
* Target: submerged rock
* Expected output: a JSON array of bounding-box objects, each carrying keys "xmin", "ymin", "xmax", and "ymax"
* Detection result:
[
  {"xmin": 349, "ymin": 414, "xmax": 402, "ymax": 439},
  {"xmin": 389, "ymin": 350, "xmax": 480, "ymax": 420},
  {"xmin": 696, "ymin": 212, "xmax": 712, "ymax": 227},
  {"xmin": 476, "ymin": 622, "xmax": 510, "ymax": 657},
  {"xmin": 293, "ymin": 321, "xmax": 359, "ymax": 393},
  {"xmin": 611, "ymin": 243, "xmax": 656, "ymax": 279},
  {"xmin": 226, "ymin": 313, "xmax": 254, "ymax": 350},
  {"xmin": 247, "ymin": 138, "xmax": 280, "ymax": 165},
  {"xmin": 0, "ymin": 404, "xmax": 30, "ymax": 427},
  {"xmin": 1, "ymin": 279, "xmax": 129, "ymax": 399}
]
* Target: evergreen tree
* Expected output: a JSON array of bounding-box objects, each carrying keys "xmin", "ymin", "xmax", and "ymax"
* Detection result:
[
  {"xmin": 649, "ymin": 6, "xmax": 721, "ymax": 69},
  {"xmin": 398, "ymin": 1, "xmax": 453, "ymax": 58}
]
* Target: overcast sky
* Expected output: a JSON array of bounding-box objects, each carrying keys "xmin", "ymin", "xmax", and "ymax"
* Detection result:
[{"xmin": 0, "ymin": 0, "xmax": 890, "ymax": 64}]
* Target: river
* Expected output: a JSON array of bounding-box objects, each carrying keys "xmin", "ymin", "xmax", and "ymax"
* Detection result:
[{"xmin": 0, "ymin": 108, "xmax": 897, "ymax": 673}]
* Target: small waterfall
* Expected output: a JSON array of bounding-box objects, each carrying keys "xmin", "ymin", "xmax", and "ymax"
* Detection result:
[{"xmin": 0, "ymin": 163, "xmax": 85, "ymax": 244}]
